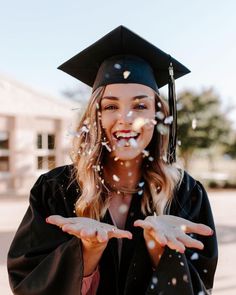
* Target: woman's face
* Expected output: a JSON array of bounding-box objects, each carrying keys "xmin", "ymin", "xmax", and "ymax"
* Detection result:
[{"xmin": 101, "ymin": 83, "xmax": 156, "ymax": 161}]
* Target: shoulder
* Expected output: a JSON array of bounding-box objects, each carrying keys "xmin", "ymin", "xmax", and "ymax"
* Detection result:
[
  {"xmin": 41, "ymin": 164, "xmax": 74, "ymax": 183},
  {"xmin": 170, "ymin": 169, "xmax": 209, "ymax": 219}
]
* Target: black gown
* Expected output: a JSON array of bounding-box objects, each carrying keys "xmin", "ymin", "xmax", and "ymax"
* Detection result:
[{"xmin": 7, "ymin": 165, "xmax": 218, "ymax": 295}]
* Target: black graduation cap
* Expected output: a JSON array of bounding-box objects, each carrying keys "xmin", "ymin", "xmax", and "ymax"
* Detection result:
[{"xmin": 58, "ymin": 25, "xmax": 190, "ymax": 164}]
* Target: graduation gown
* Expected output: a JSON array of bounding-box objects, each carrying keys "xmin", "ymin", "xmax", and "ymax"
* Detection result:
[{"xmin": 7, "ymin": 165, "xmax": 218, "ymax": 295}]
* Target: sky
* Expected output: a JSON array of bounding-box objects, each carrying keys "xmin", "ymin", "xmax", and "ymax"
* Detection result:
[{"xmin": 1, "ymin": 0, "xmax": 236, "ymax": 123}]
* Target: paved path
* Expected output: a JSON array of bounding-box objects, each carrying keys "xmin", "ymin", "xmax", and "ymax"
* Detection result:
[{"xmin": 0, "ymin": 191, "xmax": 235, "ymax": 294}]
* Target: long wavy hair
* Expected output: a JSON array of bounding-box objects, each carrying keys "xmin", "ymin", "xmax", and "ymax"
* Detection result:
[{"xmin": 71, "ymin": 86, "xmax": 181, "ymax": 220}]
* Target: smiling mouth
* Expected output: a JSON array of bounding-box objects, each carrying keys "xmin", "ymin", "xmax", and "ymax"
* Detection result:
[{"xmin": 113, "ymin": 130, "xmax": 140, "ymax": 141}]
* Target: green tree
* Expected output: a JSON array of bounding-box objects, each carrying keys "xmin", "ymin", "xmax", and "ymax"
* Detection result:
[{"xmin": 177, "ymin": 88, "xmax": 232, "ymax": 168}]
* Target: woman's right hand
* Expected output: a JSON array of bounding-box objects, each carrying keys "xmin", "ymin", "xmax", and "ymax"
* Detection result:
[{"xmin": 46, "ymin": 215, "xmax": 132, "ymax": 250}]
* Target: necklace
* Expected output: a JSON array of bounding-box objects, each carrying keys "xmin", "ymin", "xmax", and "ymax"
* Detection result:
[{"xmin": 104, "ymin": 181, "xmax": 139, "ymax": 195}]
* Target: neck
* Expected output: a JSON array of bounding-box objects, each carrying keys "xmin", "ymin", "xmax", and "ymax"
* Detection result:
[{"xmin": 103, "ymin": 155, "xmax": 143, "ymax": 190}]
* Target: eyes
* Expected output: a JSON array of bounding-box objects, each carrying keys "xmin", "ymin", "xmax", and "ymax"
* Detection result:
[{"xmin": 102, "ymin": 103, "xmax": 148, "ymax": 111}]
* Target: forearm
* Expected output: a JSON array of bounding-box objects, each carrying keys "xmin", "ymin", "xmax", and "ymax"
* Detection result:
[{"xmin": 82, "ymin": 242, "xmax": 106, "ymax": 276}]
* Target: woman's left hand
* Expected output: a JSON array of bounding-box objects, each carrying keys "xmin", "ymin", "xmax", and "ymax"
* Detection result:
[{"xmin": 134, "ymin": 215, "xmax": 213, "ymax": 253}]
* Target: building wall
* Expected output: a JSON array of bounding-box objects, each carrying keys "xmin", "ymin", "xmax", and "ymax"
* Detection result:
[{"xmin": 0, "ymin": 114, "xmax": 73, "ymax": 196}]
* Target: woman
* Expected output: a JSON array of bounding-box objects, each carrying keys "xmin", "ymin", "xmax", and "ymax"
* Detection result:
[{"xmin": 8, "ymin": 26, "xmax": 218, "ymax": 295}]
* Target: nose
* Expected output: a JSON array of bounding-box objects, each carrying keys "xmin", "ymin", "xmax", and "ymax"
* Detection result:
[{"xmin": 117, "ymin": 109, "xmax": 133, "ymax": 125}]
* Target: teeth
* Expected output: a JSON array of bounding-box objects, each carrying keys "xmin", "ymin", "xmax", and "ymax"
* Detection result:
[{"xmin": 115, "ymin": 131, "xmax": 138, "ymax": 139}]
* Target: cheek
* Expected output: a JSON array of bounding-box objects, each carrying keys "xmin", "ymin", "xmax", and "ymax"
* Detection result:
[{"xmin": 101, "ymin": 113, "xmax": 114, "ymax": 134}]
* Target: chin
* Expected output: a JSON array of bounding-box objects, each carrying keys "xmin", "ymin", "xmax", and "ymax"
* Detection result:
[{"xmin": 111, "ymin": 148, "xmax": 143, "ymax": 161}]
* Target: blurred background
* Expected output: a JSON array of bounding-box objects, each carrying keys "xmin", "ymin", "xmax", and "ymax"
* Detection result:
[{"xmin": 0, "ymin": 0, "xmax": 236, "ymax": 294}]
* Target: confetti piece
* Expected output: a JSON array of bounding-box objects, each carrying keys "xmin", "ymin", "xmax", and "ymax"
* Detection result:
[
  {"xmin": 148, "ymin": 156, "xmax": 154, "ymax": 161},
  {"xmin": 157, "ymin": 102, "xmax": 162, "ymax": 108},
  {"xmin": 123, "ymin": 70, "xmax": 131, "ymax": 79},
  {"xmin": 156, "ymin": 123, "xmax": 169, "ymax": 135},
  {"xmin": 129, "ymin": 138, "xmax": 138, "ymax": 148},
  {"xmin": 192, "ymin": 118, "xmax": 197, "ymax": 129},
  {"xmin": 127, "ymin": 111, "xmax": 133, "ymax": 117},
  {"xmin": 113, "ymin": 174, "xmax": 120, "ymax": 182},
  {"xmin": 142, "ymin": 150, "xmax": 150, "ymax": 157},
  {"xmin": 128, "ymin": 172, "xmax": 132, "ymax": 177},
  {"xmin": 101, "ymin": 142, "xmax": 112, "ymax": 152},
  {"xmin": 152, "ymin": 276, "xmax": 158, "ymax": 284},
  {"xmin": 171, "ymin": 278, "xmax": 177, "ymax": 286},
  {"xmin": 138, "ymin": 190, "xmax": 143, "ymax": 195},
  {"xmin": 132, "ymin": 117, "xmax": 146, "ymax": 131},
  {"xmin": 183, "ymin": 274, "xmax": 188, "ymax": 283},
  {"xmin": 164, "ymin": 116, "xmax": 173, "ymax": 124},
  {"xmin": 190, "ymin": 252, "xmax": 199, "ymax": 260},
  {"xmin": 177, "ymin": 140, "xmax": 182, "ymax": 146},
  {"xmin": 147, "ymin": 240, "xmax": 155, "ymax": 249},
  {"xmin": 114, "ymin": 63, "xmax": 121, "ymax": 69},
  {"xmin": 138, "ymin": 181, "xmax": 145, "ymax": 187},
  {"xmin": 156, "ymin": 111, "xmax": 165, "ymax": 120},
  {"xmin": 119, "ymin": 204, "xmax": 129, "ymax": 214}
]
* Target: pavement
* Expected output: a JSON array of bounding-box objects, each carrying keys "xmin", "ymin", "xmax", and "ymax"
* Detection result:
[{"xmin": 0, "ymin": 190, "xmax": 236, "ymax": 294}]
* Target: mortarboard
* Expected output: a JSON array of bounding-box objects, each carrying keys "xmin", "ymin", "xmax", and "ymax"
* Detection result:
[{"xmin": 58, "ymin": 25, "xmax": 190, "ymax": 164}]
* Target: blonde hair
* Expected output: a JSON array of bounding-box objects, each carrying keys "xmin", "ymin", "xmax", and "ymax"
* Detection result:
[{"xmin": 71, "ymin": 86, "xmax": 181, "ymax": 220}]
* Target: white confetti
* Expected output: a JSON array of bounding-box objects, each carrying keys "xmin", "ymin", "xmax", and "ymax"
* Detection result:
[
  {"xmin": 148, "ymin": 156, "xmax": 154, "ymax": 161},
  {"xmin": 171, "ymin": 278, "xmax": 177, "ymax": 286},
  {"xmin": 152, "ymin": 276, "xmax": 158, "ymax": 284},
  {"xmin": 138, "ymin": 190, "xmax": 143, "ymax": 195},
  {"xmin": 113, "ymin": 174, "xmax": 120, "ymax": 182},
  {"xmin": 164, "ymin": 116, "xmax": 173, "ymax": 124},
  {"xmin": 129, "ymin": 138, "xmax": 138, "ymax": 148},
  {"xmin": 81, "ymin": 126, "xmax": 89, "ymax": 133},
  {"xmin": 197, "ymin": 292, "xmax": 205, "ymax": 295},
  {"xmin": 157, "ymin": 102, "xmax": 162, "ymax": 108},
  {"xmin": 127, "ymin": 111, "xmax": 133, "ymax": 117},
  {"xmin": 156, "ymin": 123, "xmax": 169, "ymax": 135},
  {"xmin": 177, "ymin": 140, "xmax": 182, "ymax": 146},
  {"xmin": 150, "ymin": 284, "xmax": 155, "ymax": 290},
  {"xmin": 180, "ymin": 224, "xmax": 187, "ymax": 232},
  {"xmin": 96, "ymin": 103, "xmax": 100, "ymax": 109},
  {"xmin": 142, "ymin": 150, "xmax": 150, "ymax": 157},
  {"xmin": 180, "ymin": 262, "xmax": 184, "ymax": 266},
  {"xmin": 101, "ymin": 142, "xmax": 112, "ymax": 152},
  {"xmin": 147, "ymin": 240, "xmax": 155, "ymax": 249},
  {"xmin": 128, "ymin": 172, "xmax": 132, "ymax": 177},
  {"xmin": 138, "ymin": 181, "xmax": 145, "ymax": 187},
  {"xmin": 114, "ymin": 63, "xmax": 121, "ymax": 69},
  {"xmin": 183, "ymin": 274, "xmax": 188, "ymax": 283},
  {"xmin": 156, "ymin": 111, "xmax": 165, "ymax": 120},
  {"xmin": 133, "ymin": 117, "xmax": 146, "ymax": 131},
  {"xmin": 192, "ymin": 118, "xmax": 197, "ymax": 130},
  {"xmin": 123, "ymin": 70, "xmax": 131, "ymax": 79},
  {"xmin": 190, "ymin": 252, "xmax": 199, "ymax": 260},
  {"xmin": 119, "ymin": 204, "xmax": 129, "ymax": 214},
  {"xmin": 203, "ymin": 269, "xmax": 208, "ymax": 273}
]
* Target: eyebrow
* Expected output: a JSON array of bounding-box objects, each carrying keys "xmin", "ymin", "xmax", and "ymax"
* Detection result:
[{"xmin": 101, "ymin": 95, "xmax": 150, "ymax": 101}]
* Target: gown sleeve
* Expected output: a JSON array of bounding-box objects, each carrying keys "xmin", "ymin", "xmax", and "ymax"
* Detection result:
[
  {"xmin": 145, "ymin": 174, "xmax": 218, "ymax": 295},
  {"xmin": 7, "ymin": 173, "xmax": 84, "ymax": 295}
]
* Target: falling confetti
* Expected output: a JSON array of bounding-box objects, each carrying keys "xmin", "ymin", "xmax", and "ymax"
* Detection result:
[
  {"xmin": 101, "ymin": 142, "xmax": 112, "ymax": 152},
  {"xmin": 171, "ymin": 278, "xmax": 177, "ymax": 286},
  {"xmin": 164, "ymin": 116, "xmax": 173, "ymax": 124},
  {"xmin": 129, "ymin": 138, "xmax": 138, "ymax": 148},
  {"xmin": 147, "ymin": 240, "xmax": 155, "ymax": 249},
  {"xmin": 156, "ymin": 123, "xmax": 169, "ymax": 135},
  {"xmin": 203, "ymin": 269, "xmax": 208, "ymax": 273},
  {"xmin": 156, "ymin": 111, "xmax": 165, "ymax": 120},
  {"xmin": 113, "ymin": 174, "xmax": 120, "ymax": 182},
  {"xmin": 127, "ymin": 111, "xmax": 133, "ymax": 117},
  {"xmin": 138, "ymin": 190, "xmax": 143, "ymax": 195},
  {"xmin": 148, "ymin": 156, "xmax": 154, "ymax": 161},
  {"xmin": 192, "ymin": 118, "xmax": 197, "ymax": 130},
  {"xmin": 183, "ymin": 274, "xmax": 188, "ymax": 283},
  {"xmin": 190, "ymin": 252, "xmax": 199, "ymax": 260},
  {"xmin": 180, "ymin": 224, "xmax": 187, "ymax": 232},
  {"xmin": 138, "ymin": 181, "xmax": 145, "ymax": 187},
  {"xmin": 114, "ymin": 63, "xmax": 121, "ymax": 69},
  {"xmin": 152, "ymin": 276, "xmax": 158, "ymax": 284},
  {"xmin": 142, "ymin": 150, "xmax": 150, "ymax": 157},
  {"xmin": 133, "ymin": 117, "xmax": 146, "ymax": 131},
  {"xmin": 123, "ymin": 70, "xmax": 131, "ymax": 79},
  {"xmin": 177, "ymin": 140, "xmax": 182, "ymax": 146},
  {"xmin": 197, "ymin": 292, "xmax": 205, "ymax": 295},
  {"xmin": 180, "ymin": 262, "xmax": 184, "ymax": 266},
  {"xmin": 150, "ymin": 284, "xmax": 155, "ymax": 290},
  {"xmin": 119, "ymin": 204, "xmax": 129, "ymax": 214},
  {"xmin": 157, "ymin": 102, "xmax": 162, "ymax": 108}
]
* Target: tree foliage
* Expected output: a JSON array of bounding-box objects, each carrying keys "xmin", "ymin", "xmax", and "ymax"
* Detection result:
[{"xmin": 177, "ymin": 88, "xmax": 232, "ymax": 166}]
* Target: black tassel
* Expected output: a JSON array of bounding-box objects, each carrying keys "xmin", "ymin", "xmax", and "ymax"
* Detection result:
[{"xmin": 167, "ymin": 62, "xmax": 177, "ymax": 164}]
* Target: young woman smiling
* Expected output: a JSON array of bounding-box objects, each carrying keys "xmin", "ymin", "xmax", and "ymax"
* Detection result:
[{"xmin": 8, "ymin": 26, "xmax": 218, "ymax": 295}]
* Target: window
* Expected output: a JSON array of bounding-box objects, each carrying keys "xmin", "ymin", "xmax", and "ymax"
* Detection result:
[
  {"xmin": 0, "ymin": 131, "xmax": 10, "ymax": 172},
  {"xmin": 36, "ymin": 133, "xmax": 56, "ymax": 170},
  {"xmin": 0, "ymin": 131, "xmax": 9, "ymax": 150}
]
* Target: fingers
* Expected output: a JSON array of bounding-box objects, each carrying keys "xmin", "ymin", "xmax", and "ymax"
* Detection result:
[
  {"xmin": 133, "ymin": 219, "xmax": 153, "ymax": 231},
  {"xmin": 46, "ymin": 215, "xmax": 76, "ymax": 227},
  {"xmin": 177, "ymin": 234, "xmax": 204, "ymax": 250}
]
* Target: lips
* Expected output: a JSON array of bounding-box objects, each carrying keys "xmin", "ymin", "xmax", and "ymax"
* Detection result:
[{"xmin": 113, "ymin": 130, "xmax": 140, "ymax": 140}]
